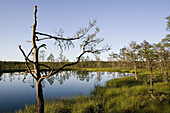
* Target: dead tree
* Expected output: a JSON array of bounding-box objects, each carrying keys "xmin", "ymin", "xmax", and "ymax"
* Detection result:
[{"xmin": 19, "ymin": 5, "xmax": 110, "ymax": 113}]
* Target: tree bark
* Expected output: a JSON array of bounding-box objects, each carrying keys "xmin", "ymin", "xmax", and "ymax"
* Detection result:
[{"xmin": 36, "ymin": 81, "xmax": 44, "ymax": 113}]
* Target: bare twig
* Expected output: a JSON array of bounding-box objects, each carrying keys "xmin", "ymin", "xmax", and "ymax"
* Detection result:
[
  {"xmin": 27, "ymin": 20, "xmax": 96, "ymax": 43},
  {"xmin": 19, "ymin": 45, "xmax": 37, "ymax": 80},
  {"xmin": 37, "ymin": 44, "xmax": 47, "ymax": 51}
]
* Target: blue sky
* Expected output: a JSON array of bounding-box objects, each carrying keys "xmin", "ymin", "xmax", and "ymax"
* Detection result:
[{"xmin": 0, "ymin": 0, "xmax": 170, "ymax": 61}]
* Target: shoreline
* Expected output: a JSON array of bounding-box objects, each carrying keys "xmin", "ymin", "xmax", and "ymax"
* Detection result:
[{"xmin": 0, "ymin": 68, "xmax": 134, "ymax": 73}]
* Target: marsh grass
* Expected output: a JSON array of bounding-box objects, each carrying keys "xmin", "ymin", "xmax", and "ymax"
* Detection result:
[{"xmin": 16, "ymin": 70, "xmax": 170, "ymax": 113}]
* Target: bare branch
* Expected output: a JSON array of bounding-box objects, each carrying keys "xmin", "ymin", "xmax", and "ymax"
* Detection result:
[
  {"xmin": 18, "ymin": 45, "xmax": 36, "ymax": 80},
  {"xmin": 18, "ymin": 45, "xmax": 34, "ymax": 64},
  {"xmin": 37, "ymin": 50, "xmax": 90, "ymax": 81},
  {"xmin": 25, "ymin": 60, "xmax": 37, "ymax": 80},
  {"xmin": 37, "ymin": 44, "xmax": 47, "ymax": 51},
  {"xmin": 35, "ymin": 31, "xmax": 84, "ymax": 41},
  {"xmin": 56, "ymin": 51, "xmax": 88, "ymax": 70},
  {"xmin": 28, "ymin": 20, "xmax": 96, "ymax": 43},
  {"xmin": 19, "ymin": 45, "xmax": 27, "ymax": 58},
  {"xmin": 27, "ymin": 47, "xmax": 34, "ymax": 58}
]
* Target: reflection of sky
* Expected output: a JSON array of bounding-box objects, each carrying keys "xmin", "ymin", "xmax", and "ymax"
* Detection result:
[
  {"xmin": 0, "ymin": 71, "xmax": 133, "ymax": 112},
  {"xmin": 0, "ymin": 73, "xmax": 36, "ymax": 113}
]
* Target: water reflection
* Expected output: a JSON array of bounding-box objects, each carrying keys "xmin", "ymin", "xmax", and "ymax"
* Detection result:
[
  {"xmin": 30, "ymin": 77, "xmax": 35, "ymax": 88},
  {"xmin": 0, "ymin": 73, "xmax": 3, "ymax": 81},
  {"xmin": 0, "ymin": 71, "xmax": 134, "ymax": 88},
  {"xmin": 106, "ymin": 71, "xmax": 133, "ymax": 79},
  {"xmin": 0, "ymin": 71, "xmax": 133, "ymax": 113},
  {"xmin": 75, "ymin": 71, "xmax": 94, "ymax": 82},
  {"xmin": 95, "ymin": 71, "xmax": 104, "ymax": 86}
]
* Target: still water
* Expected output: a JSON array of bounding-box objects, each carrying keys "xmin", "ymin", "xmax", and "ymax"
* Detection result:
[{"xmin": 0, "ymin": 71, "xmax": 133, "ymax": 112}]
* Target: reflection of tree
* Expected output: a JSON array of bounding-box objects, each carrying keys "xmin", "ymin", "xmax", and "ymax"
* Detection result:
[
  {"xmin": 107, "ymin": 72, "xmax": 131, "ymax": 79},
  {"xmin": 74, "ymin": 71, "xmax": 94, "ymax": 82},
  {"xmin": 96, "ymin": 71, "xmax": 104, "ymax": 82},
  {"xmin": 117, "ymin": 72, "xmax": 131, "ymax": 78},
  {"xmin": 46, "ymin": 76, "xmax": 54, "ymax": 85},
  {"xmin": 41, "ymin": 81, "xmax": 45, "ymax": 88},
  {"xmin": 0, "ymin": 73, "xmax": 3, "ymax": 81},
  {"xmin": 95, "ymin": 71, "xmax": 104, "ymax": 86},
  {"xmin": 112, "ymin": 72, "xmax": 116, "ymax": 79},
  {"xmin": 22, "ymin": 73, "xmax": 45, "ymax": 88},
  {"xmin": 33, "ymin": 71, "xmax": 104, "ymax": 86},
  {"xmin": 30, "ymin": 77, "xmax": 35, "ymax": 88},
  {"xmin": 76, "ymin": 71, "xmax": 89, "ymax": 81},
  {"xmin": 0, "ymin": 73, "xmax": 26, "ymax": 83},
  {"xmin": 18, "ymin": 75, "xmax": 21, "ymax": 80},
  {"xmin": 55, "ymin": 71, "xmax": 72, "ymax": 85},
  {"xmin": 9, "ymin": 73, "xmax": 13, "ymax": 82},
  {"xmin": 3, "ymin": 73, "xmax": 6, "ymax": 82},
  {"xmin": 22, "ymin": 74, "xmax": 28, "ymax": 83},
  {"xmin": 1, "ymin": 71, "xmax": 134, "ymax": 88}
]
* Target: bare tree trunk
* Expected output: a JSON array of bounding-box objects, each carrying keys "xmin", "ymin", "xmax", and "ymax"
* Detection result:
[
  {"xmin": 134, "ymin": 61, "xmax": 137, "ymax": 80},
  {"xmin": 32, "ymin": 6, "xmax": 45, "ymax": 113},
  {"xmin": 36, "ymin": 81, "xmax": 44, "ymax": 113}
]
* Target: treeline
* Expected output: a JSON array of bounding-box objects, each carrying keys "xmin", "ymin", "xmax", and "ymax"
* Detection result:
[
  {"xmin": 0, "ymin": 61, "xmax": 26, "ymax": 70},
  {"xmin": 0, "ymin": 61, "xmax": 113, "ymax": 70},
  {"xmin": 0, "ymin": 60, "xmax": 145, "ymax": 70},
  {"xmin": 109, "ymin": 37, "xmax": 169, "ymax": 82},
  {"xmin": 0, "ymin": 59, "xmax": 169, "ymax": 71}
]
